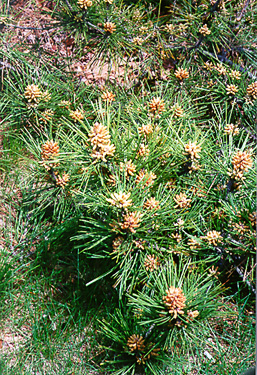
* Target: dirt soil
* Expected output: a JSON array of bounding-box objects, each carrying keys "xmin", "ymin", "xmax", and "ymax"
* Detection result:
[{"xmin": 3, "ymin": 0, "xmax": 146, "ymax": 86}]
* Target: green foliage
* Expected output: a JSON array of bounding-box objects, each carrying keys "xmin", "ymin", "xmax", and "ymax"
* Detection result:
[
  {"xmin": 129, "ymin": 259, "xmax": 223, "ymax": 345},
  {"xmin": 99, "ymin": 259, "xmax": 223, "ymax": 373},
  {"xmin": 99, "ymin": 308, "xmax": 170, "ymax": 374},
  {"xmin": 0, "ymin": 0, "xmax": 256, "ymax": 373}
]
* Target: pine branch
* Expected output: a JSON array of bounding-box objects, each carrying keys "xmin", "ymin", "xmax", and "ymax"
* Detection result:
[
  {"xmin": 200, "ymin": 50, "xmax": 257, "ymax": 80},
  {"xmin": 50, "ymin": 168, "xmax": 57, "ymax": 182},
  {"xmin": 86, "ymin": 21, "xmax": 104, "ymax": 34},
  {"xmin": 234, "ymin": 265, "xmax": 256, "ymax": 295},
  {"xmin": 236, "ymin": 0, "xmax": 250, "ymax": 22},
  {"xmin": 203, "ymin": 0, "xmax": 223, "ymax": 23},
  {"xmin": 5, "ymin": 24, "xmax": 52, "ymax": 31},
  {"xmin": 0, "ymin": 61, "xmax": 16, "ymax": 71},
  {"xmin": 210, "ymin": 0, "xmax": 223, "ymax": 13},
  {"xmin": 144, "ymin": 324, "xmax": 155, "ymax": 339},
  {"xmin": 216, "ymin": 247, "xmax": 256, "ymax": 295},
  {"xmin": 64, "ymin": 0, "xmax": 73, "ymax": 11},
  {"xmin": 188, "ymin": 35, "xmax": 204, "ymax": 52}
]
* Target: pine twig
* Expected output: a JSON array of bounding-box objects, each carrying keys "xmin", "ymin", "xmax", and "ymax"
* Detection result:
[
  {"xmin": 236, "ymin": 0, "xmax": 250, "ymax": 21},
  {"xmin": 188, "ymin": 35, "xmax": 204, "ymax": 52},
  {"xmin": 0, "ymin": 61, "xmax": 16, "ymax": 71},
  {"xmin": 6, "ymin": 23, "xmax": 52, "ymax": 31},
  {"xmin": 144, "ymin": 324, "xmax": 155, "ymax": 339},
  {"xmin": 200, "ymin": 50, "xmax": 257, "ymax": 80},
  {"xmin": 50, "ymin": 168, "xmax": 57, "ymax": 182},
  {"xmin": 234, "ymin": 265, "xmax": 256, "ymax": 295},
  {"xmin": 210, "ymin": 0, "xmax": 223, "ymax": 13},
  {"xmin": 64, "ymin": 0, "xmax": 73, "ymax": 11}
]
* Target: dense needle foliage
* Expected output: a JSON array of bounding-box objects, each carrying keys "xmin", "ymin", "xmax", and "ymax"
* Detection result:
[{"xmin": 0, "ymin": 0, "xmax": 256, "ymax": 373}]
